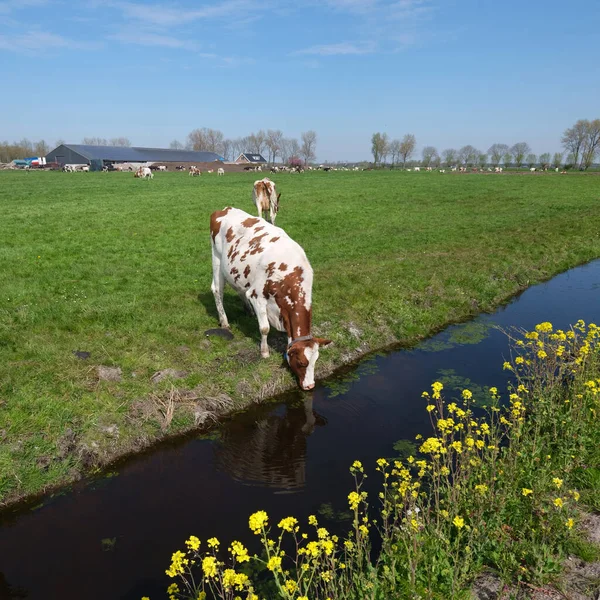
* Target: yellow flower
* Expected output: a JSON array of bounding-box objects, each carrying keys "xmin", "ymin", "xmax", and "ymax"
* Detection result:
[
  {"xmin": 475, "ymin": 484, "xmax": 488, "ymax": 495},
  {"xmin": 503, "ymin": 362, "xmax": 513, "ymax": 371},
  {"xmin": 284, "ymin": 579, "xmax": 297, "ymax": 594},
  {"xmin": 229, "ymin": 541, "xmax": 250, "ymax": 563},
  {"xmin": 462, "ymin": 389, "xmax": 473, "ymax": 400},
  {"xmin": 351, "ymin": 460, "xmax": 363, "ymax": 472},
  {"xmin": 553, "ymin": 498, "xmax": 564, "ymax": 508},
  {"xmin": 453, "ymin": 516, "xmax": 465, "ymax": 529},
  {"xmin": 185, "ymin": 536, "xmax": 201, "ymax": 551},
  {"xmin": 426, "ymin": 404, "xmax": 435, "ymax": 412},
  {"xmin": 376, "ymin": 457, "xmax": 389, "ymax": 468},
  {"xmin": 537, "ymin": 350, "xmax": 547, "ymax": 359},
  {"xmin": 249, "ymin": 511, "xmax": 268, "ymax": 534},
  {"xmin": 359, "ymin": 524, "xmax": 369, "ymax": 535},
  {"xmin": 419, "ymin": 437, "xmax": 442, "ymax": 454},
  {"xmin": 298, "ymin": 597, "xmax": 309, "ymax": 600},
  {"xmin": 308, "ymin": 514, "xmax": 318, "ymax": 526},
  {"xmin": 202, "ymin": 556, "xmax": 218, "ymax": 579},
  {"xmin": 451, "ymin": 441, "xmax": 463, "ymax": 453},
  {"xmin": 344, "ymin": 540, "xmax": 355, "ymax": 551},
  {"xmin": 165, "ymin": 550, "xmax": 188, "ymax": 577},
  {"xmin": 432, "ymin": 381, "xmax": 444, "ymax": 398},
  {"xmin": 515, "ymin": 356, "xmax": 524, "ymax": 364},
  {"xmin": 570, "ymin": 490, "xmax": 580, "ymax": 501},
  {"xmin": 552, "ymin": 477, "xmax": 563, "ymax": 489},
  {"xmin": 278, "ymin": 517, "xmax": 298, "ymax": 532},
  {"xmin": 522, "ymin": 488, "xmax": 533, "ymax": 497},
  {"xmin": 348, "ymin": 491, "xmax": 361, "ymax": 510},
  {"xmin": 267, "ymin": 556, "xmax": 282, "ymax": 572},
  {"xmin": 565, "ymin": 518, "xmax": 574, "ymax": 529},
  {"xmin": 207, "ymin": 537, "xmax": 220, "ymax": 548},
  {"xmin": 525, "ymin": 331, "xmax": 539, "ymax": 339},
  {"xmin": 440, "ymin": 510, "xmax": 449, "ymax": 518}
]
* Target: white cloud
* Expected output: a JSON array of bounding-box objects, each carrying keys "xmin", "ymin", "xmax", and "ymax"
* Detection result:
[
  {"xmin": 0, "ymin": 30, "xmax": 99, "ymax": 53},
  {"xmin": 293, "ymin": 41, "xmax": 376, "ymax": 56},
  {"xmin": 109, "ymin": 30, "xmax": 200, "ymax": 50}
]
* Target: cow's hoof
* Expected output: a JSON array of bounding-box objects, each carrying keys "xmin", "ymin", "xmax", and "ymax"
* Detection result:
[{"xmin": 261, "ymin": 351, "xmax": 270, "ymax": 359}]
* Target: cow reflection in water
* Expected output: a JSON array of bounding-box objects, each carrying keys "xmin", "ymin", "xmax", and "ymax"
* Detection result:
[{"xmin": 214, "ymin": 397, "xmax": 325, "ymax": 490}]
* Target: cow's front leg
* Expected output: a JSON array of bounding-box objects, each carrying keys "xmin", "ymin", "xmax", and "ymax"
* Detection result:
[
  {"xmin": 211, "ymin": 259, "xmax": 229, "ymax": 329},
  {"xmin": 250, "ymin": 297, "xmax": 270, "ymax": 357}
]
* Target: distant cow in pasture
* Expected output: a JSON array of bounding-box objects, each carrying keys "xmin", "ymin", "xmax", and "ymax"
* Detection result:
[
  {"xmin": 176, "ymin": 165, "xmax": 186, "ymax": 171},
  {"xmin": 530, "ymin": 167, "xmax": 536, "ymax": 172},
  {"xmin": 253, "ymin": 178, "xmax": 281, "ymax": 225},
  {"xmin": 189, "ymin": 166, "xmax": 201, "ymax": 177},
  {"xmin": 207, "ymin": 169, "xmax": 214, "ymax": 174},
  {"xmin": 209, "ymin": 207, "xmax": 331, "ymax": 390},
  {"xmin": 414, "ymin": 167, "xmax": 420, "ymax": 172},
  {"xmin": 217, "ymin": 168, "xmax": 225, "ymax": 176},
  {"xmin": 135, "ymin": 166, "xmax": 153, "ymax": 179},
  {"xmin": 158, "ymin": 165, "xmax": 167, "ymax": 171}
]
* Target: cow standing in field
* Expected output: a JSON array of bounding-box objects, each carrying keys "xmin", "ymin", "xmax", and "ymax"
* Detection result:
[
  {"xmin": 210, "ymin": 207, "xmax": 331, "ymax": 390},
  {"xmin": 217, "ymin": 167, "xmax": 225, "ymax": 176},
  {"xmin": 135, "ymin": 166, "xmax": 153, "ymax": 179},
  {"xmin": 189, "ymin": 166, "xmax": 201, "ymax": 176},
  {"xmin": 253, "ymin": 178, "xmax": 281, "ymax": 225}
]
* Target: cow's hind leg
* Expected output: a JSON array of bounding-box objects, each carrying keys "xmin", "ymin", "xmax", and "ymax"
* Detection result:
[{"xmin": 211, "ymin": 252, "xmax": 229, "ymax": 329}]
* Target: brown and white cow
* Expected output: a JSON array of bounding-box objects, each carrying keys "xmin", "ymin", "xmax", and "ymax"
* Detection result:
[
  {"xmin": 210, "ymin": 207, "xmax": 331, "ymax": 390},
  {"xmin": 253, "ymin": 178, "xmax": 281, "ymax": 225}
]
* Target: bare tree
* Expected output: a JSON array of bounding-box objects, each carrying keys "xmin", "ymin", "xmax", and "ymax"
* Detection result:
[
  {"xmin": 82, "ymin": 137, "xmax": 108, "ymax": 145},
  {"xmin": 109, "ymin": 137, "xmax": 131, "ymax": 147},
  {"xmin": 169, "ymin": 140, "xmax": 184, "ymax": 149},
  {"xmin": 371, "ymin": 132, "xmax": 389, "ymax": 166},
  {"xmin": 441, "ymin": 148, "xmax": 457, "ymax": 167},
  {"xmin": 510, "ymin": 142, "xmax": 531, "ymax": 167},
  {"xmin": 503, "ymin": 152, "xmax": 512, "ymax": 167},
  {"xmin": 552, "ymin": 152, "xmax": 563, "ymax": 168},
  {"xmin": 54, "ymin": 139, "xmax": 65, "ymax": 148},
  {"xmin": 266, "ymin": 129, "xmax": 284, "ymax": 164},
  {"xmin": 562, "ymin": 120, "xmax": 588, "ymax": 168},
  {"xmin": 478, "ymin": 153, "xmax": 487, "ymax": 168},
  {"xmin": 458, "ymin": 145, "xmax": 478, "ymax": 166},
  {"xmin": 539, "ymin": 153, "xmax": 551, "ymax": 168},
  {"xmin": 487, "ymin": 143, "xmax": 509, "ymax": 166},
  {"xmin": 389, "ymin": 139, "xmax": 401, "ymax": 167},
  {"xmin": 186, "ymin": 128, "xmax": 224, "ymax": 153},
  {"xmin": 34, "ymin": 139, "xmax": 50, "ymax": 156},
  {"xmin": 581, "ymin": 118, "xmax": 600, "ymax": 170},
  {"xmin": 221, "ymin": 139, "xmax": 233, "ymax": 161},
  {"xmin": 398, "ymin": 133, "xmax": 416, "ymax": 168},
  {"xmin": 526, "ymin": 153, "xmax": 537, "ymax": 167},
  {"xmin": 421, "ymin": 146, "xmax": 438, "ymax": 167},
  {"xmin": 247, "ymin": 130, "xmax": 267, "ymax": 155},
  {"xmin": 230, "ymin": 138, "xmax": 244, "ymax": 161},
  {"xmin": 281, "ymin": 138, "xmax": 300, "ymax": 165},
  {"xmin": 300, "ymin": 130, "xmax": 317, "ymax": 165}
]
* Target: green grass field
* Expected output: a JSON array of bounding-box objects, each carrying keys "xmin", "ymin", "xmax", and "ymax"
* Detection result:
[{"xmin": 1, "ymin": 169, "xmax": 600, "ymax": 505}]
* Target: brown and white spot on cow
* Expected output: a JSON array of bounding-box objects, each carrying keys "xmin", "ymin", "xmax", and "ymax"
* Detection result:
[
  {"xmin": 279, "ymin": 263, "xmax": 288, "ymax": 271},
  {"xmin": 254, "ymin": 226, "xmax": 265, "ymax": 233},
  {"xmin": 243, "ymin": 265, "xmax": 251, "ymax": 279},
  {"xmin": 265, "ymin": 262, "xmax": 276, "ymax": 277},
  {"xmin": 262, "ymin": 267, "xmax": 310, "ymax": 339},
  {"xmin": 230, "ymin": 266, "xmax": 239, "ymax": 276},
  {"xmin": 250, "ymin": 289, "xmax": 258, "ymax": 299},
  {"xmin": 242, "ymin": 217, "xmax": 260, "ymax": 228},
  {"xmin": 210, "ymin": 207, "xmax": 231, "ymax": 241},
  {"xmin": 225, "ymin": 227, "xmax": 235, "ymax": 243},
  {"xmin": 270, "ymin": 236, "xmax": 280, "ymax": 243}
]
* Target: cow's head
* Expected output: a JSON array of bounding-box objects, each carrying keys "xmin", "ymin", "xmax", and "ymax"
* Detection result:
[{"xmin": 286, "ymin": 336, "xmax": 332, "ymax": 391}]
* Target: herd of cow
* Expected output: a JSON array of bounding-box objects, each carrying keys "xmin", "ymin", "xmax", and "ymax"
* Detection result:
[{"xmin": 210, "ymin": 177, "xmax": 330, "ymax": 391}]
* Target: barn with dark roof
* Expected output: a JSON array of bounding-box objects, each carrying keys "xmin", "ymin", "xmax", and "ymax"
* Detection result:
[
  {"xmin": 46, "ymin": 144, "xmax": 225, "ymax": 170},
  {"xmin": 235, "ymin": 152, "xmax": 267, "ymax": 165}
]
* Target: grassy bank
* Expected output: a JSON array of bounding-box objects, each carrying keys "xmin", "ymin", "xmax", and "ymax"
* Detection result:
[
  {"xmin": 1, "ymin": 170, "xmax": 600, "ymax": 505},
  {"xmin": 156, "ymin": 321, "xmax": 600, "ymax": 600}
]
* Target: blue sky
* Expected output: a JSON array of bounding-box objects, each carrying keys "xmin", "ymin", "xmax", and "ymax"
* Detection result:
[{"xmin": 1, "ymin": 0, "xmax": 599, "ymax": 161}]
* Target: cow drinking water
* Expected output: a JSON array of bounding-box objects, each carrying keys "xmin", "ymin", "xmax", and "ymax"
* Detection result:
[{"xmin": 210, "ymin": 207, "xmax": 331, "ymax": 390}]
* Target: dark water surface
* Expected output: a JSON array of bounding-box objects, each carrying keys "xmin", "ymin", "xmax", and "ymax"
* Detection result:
[{"xmin": 1, "ymin": 260, "xmax": 600, "ymax": 599}]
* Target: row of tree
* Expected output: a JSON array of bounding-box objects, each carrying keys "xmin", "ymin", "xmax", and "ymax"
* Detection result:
[
  {"xmin": 0, "ymin": 137, "xmax": 132, "ymax": 163},
  {"xmin": 171, "ymin": 128, "xmax": 318, "ymax": 165},
  {"xmin": 371, "ymin": 118, "xmax": 600, "ymax": 169}
]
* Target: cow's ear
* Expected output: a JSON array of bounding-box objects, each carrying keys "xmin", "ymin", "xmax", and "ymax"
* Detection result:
[{"xmin": 314, "ymin": 337, "xmax": 332, "ymax": 348}]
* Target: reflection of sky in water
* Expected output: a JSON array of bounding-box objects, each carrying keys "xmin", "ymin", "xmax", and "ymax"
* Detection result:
[{"xmin": 0, "ymin": 260, "xmax": 599, "ymax": 600}]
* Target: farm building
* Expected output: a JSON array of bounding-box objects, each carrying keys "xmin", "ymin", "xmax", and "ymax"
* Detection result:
[
  {"xmin": 235, "ymin": 152, "xmax": 267, "ymax": 165},
  {"xmin": 45, "ymin": 144, "xmax": 225, "ymax": 170}
]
